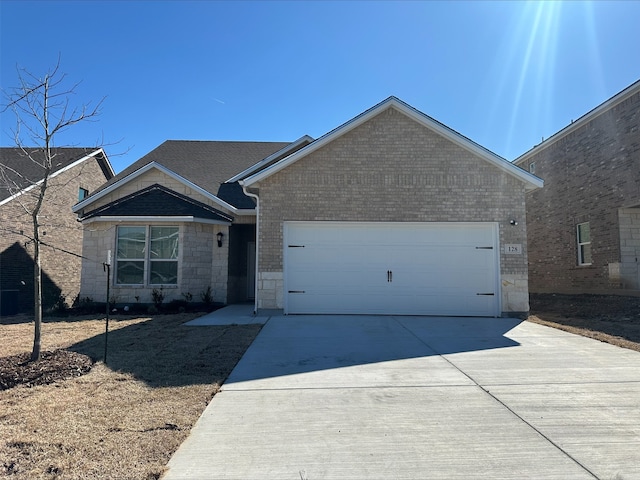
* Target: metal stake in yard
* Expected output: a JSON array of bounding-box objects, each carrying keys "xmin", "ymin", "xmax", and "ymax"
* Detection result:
[{"xmin": 103, "ymin": 250, "xmax": 111, "ymax": 364}]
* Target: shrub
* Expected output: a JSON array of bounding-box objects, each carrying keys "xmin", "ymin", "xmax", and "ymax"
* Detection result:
[
  {"xmin": 52, "ymin": 294, "xmax": 69, "ymax": 315},
  {"xmin": 151, "ymin": 288, "xmax": 165, "ymax": 310},
  {"xmin": 200, "ymin": 286, "xmax": 214, "ymax": 306}
]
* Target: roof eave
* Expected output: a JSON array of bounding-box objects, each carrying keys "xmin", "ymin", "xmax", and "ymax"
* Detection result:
[
  {"xmin": 225, "ymin": 135, "xmax": 315, "ymax": 183},
  {"xmin": 514, "ymin": 79, "xmax": 640, "ymax": 165},
  {"xmin": 72, "ymin": 162, "xmax": 240, "ymax": 214},
  {"xmin": 241, "ymin": 97, "xmax": 543, "ymax": 191},
  {"xmin": 81, "ymin": 215, "xmax": 233, "ymax": 225},
  {"xmin": 1, "ymin": 147, "xmax": 111, "ymax": 207}
]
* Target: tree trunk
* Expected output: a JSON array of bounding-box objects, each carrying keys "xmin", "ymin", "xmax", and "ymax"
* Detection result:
[{"xmin": 31, "ymin": 217, "xmax": 42, "ymax": 361}]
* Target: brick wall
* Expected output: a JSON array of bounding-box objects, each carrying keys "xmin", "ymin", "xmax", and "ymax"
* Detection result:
[
  {"xmin": 254, "ymin": 107, "xmax": 530, "ymax": 313},
  {"xmin": 0, "ymin": 157, "xmax": 110, "ymax": 313},
  {"xmin": 517, "ymin": 89, "xmax": 640, "ymax": 293}
]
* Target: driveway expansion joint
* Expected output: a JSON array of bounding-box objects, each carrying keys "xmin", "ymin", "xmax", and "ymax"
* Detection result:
[{"xmin": 393, "ymin": 316, "xmax": 601, "ymax": 479}]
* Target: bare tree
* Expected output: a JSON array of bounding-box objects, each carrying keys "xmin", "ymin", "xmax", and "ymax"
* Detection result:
[{"xmin": 1, "ymin": 60, "xmax": 103, "ymax": 361}]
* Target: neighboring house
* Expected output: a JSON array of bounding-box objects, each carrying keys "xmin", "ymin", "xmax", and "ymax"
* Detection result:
[
  {"xmin": 73, "ymin": 97, "xmax": 542, "ymax": 317},
  {"xmin": 514, "ymin": 80, "xmax": 640, "ymax": 294},
  {"xmin": 0, "ymin": 148, "xmax": 114, "ymax": 315}
]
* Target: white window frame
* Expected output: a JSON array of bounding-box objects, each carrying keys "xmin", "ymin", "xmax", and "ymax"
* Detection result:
[
  {"xmin": 115, "ymin": 225, "xmax": 179, "ymax": 286},
  {"xmin": 576, "ymin": 222, "xmax": 592, "ymax": 266}
]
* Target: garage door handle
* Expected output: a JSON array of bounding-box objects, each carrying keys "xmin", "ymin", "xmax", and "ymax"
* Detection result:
[
  {"xmin": 387, "ymin": 270, "xmax": 393, "ymax": 282},
  {"xmin": 476, "ymin": 293, "xmax": 495, "ymax": 296},
  {"xmin": 288, "ymin": 290, "xmax": 305, "ymax": 294},
  {"xmin": 476, "ymin": 246, "xmax": 494, "ymax": 250}
]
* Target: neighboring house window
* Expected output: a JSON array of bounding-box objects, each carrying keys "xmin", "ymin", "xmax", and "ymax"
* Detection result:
[
  {"xmin": 529, "ymin": 162, "xmax": 536, "ymax": 174},
  {"xmin": 577, "ymin": 222, "xmax": 592, "ymax": 265},
  {"xmin": 78, "ymin": 187, "xmax": 89, "ymax": 201},
  {"xmin": 116, "ymin": 226, "xmax": 179, "ymax": 285}
]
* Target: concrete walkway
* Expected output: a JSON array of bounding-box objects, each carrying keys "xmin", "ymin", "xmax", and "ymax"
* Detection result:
[
  {"xmin": 183, "ymin": 304, "xmax": 269, "ymax": 326},
  {"xmin": 165, "ymin": 315, "xmax": 640, "ymax": 479}
]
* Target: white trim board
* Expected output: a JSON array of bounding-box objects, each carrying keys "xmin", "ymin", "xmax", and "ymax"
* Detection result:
[
  {"xmin": 72, "ymin": 162, "xmax": 248, "ymax": 215},
  {"xmin": 241, "ymin": 97, "xmax": 543, "ymax": 192},
  {"xmin": 0, "ymin": 148, "xmax": 110, "ymax": 207}
]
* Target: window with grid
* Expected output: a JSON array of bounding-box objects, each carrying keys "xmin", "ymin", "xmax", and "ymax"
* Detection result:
[
  {"xmin": 577, "ymin": 222, "xmax": 592, "ymax": 266},
  {"xmin": 116, "ymin": 226, "xmax": 179, "ymax": 285}
]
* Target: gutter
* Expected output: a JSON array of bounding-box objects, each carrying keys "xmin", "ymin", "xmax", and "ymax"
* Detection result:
[{"xmin": 241, "ymin": 183, "xmax": 260, "ymax": 315}]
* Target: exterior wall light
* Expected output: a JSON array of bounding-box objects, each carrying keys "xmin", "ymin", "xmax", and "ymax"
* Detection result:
[
  {"xmin": 217, "ymin": 231, "xmax": 224, "ymax": 247},
  {"xmin": 509, "ymin": 220, "xmax": 518, "ymax": 226}
]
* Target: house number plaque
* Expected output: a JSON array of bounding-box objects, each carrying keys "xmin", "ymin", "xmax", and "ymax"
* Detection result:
[{"xmin": 504, "ymin": 244, "xmax": 522, "ymax": 254}]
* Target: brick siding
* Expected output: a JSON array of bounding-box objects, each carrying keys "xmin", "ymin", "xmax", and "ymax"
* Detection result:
[
  {"xmin": 0, "ymin": 158, "xmax": 110, "ymax": 313},
  {"xmin": 254, "ymin": 107, "xmax": 531, "ymax": 313},
  {"xmin": 517, "ymin": 89, "xmax": 640, "ymax": 293}
]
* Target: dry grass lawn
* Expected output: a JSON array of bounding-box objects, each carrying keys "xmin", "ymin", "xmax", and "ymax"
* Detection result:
[
  {"xmin": 3, "ymin": 293, "xmax": 638, "ymax": 479},
  {"xmin": 0, "ymin": 313, "xmax": 261, "ymax": 479}
]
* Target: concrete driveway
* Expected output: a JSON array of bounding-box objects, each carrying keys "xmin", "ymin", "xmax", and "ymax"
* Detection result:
[{"xmin": 164, "ymin": 315, "xmax": 640, "ymax": 479}]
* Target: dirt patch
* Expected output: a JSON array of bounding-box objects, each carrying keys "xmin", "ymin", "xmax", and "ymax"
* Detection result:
[
  {"xmin": 528, "ymin": 293, "xmax": 640, "ymax": 352},
  {"xmin": 0, "ymin": 350, "xmax": 93, "ymax": 390},
  {"xmin": 0, "ymin": 313, "xmax": 261, "ymax": 479}
]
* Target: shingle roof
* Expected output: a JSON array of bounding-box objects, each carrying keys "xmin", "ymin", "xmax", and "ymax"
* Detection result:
[
  {"xmin": 216, "ymin": 182, "xmax": 256, "ymax": 209},
  {"xmin": 91, "ymin": 140, "xmax": 291, "ymax": 202},
  {"xmin": 0, "ymin": 147, "xmax": 112, "ymax": 202},
  {"xmin": 82, "ymin": 183, "xmax": 234, "ymax": 223}
]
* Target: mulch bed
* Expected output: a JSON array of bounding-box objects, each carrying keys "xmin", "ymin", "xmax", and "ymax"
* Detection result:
[
  {"xmin": 529, "ymin": 293, "xmax": 640, "ymax": 320},
  {"xmin": 0, "ymin": 350, "xmax": 93, "ymax": 391}
]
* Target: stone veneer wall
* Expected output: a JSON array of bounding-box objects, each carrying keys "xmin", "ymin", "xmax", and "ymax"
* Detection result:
[
  {"xmin": 76, "ymin": 165, "xmax": 257, "ymax": 306},
  {"xmin": 79, "ymin": 221, "xmax": 229, "ymax": 305},
  {"xmin": 253, "ymin": 107, "xmax": 531, "ymax": 314},
  {"xmin": 517, "ymin": 88, "xmax": 640, "ymax": 293}
]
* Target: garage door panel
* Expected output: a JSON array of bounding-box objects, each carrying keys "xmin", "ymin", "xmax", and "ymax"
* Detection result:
[{"xmin": 284, "ymin": 222, "xmax": 499, "ymax": 316}]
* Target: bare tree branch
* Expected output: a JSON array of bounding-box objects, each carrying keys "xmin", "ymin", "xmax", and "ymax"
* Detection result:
[{"xmin": 1, "ymin": 58, "xmax": 104, "ymax": 361}]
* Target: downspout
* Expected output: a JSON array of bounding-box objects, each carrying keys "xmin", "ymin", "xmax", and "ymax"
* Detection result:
[{"xmin": 241, "ymin": 183, "xmax": 260, "ymax": 314}]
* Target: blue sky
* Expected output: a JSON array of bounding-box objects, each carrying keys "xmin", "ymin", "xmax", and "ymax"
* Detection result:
[{"xmin": 1, "ymin": 1, "xmax": 639, "ymax": 173}]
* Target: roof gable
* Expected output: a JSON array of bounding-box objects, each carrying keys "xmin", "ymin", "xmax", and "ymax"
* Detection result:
[
  {"xmin": 80, "ymin": 183, "xmax": 233, "ymax": 224},
  {"xmin": 0, "ymin": 147, "xmax": 113, "ymax": 205},
  {"xmin": 72, "ymin": 162, "xmax": 243, "ymax": 214},
  {"xmin": 89, "ymin": 140, "xmax": 291, "ymax": 200},
  {"xmin": 514, "ymin": 79, "xmax": 640, "ymax": 164},
  {"xmin": 240, "ymin": 97, "xmax": 543, "ymax": 191}
]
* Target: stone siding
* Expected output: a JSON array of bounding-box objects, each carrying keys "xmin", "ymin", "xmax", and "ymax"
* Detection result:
[
  {"xmin": 76, "ymin": 165, "xmax": 253, "ymax": 307},
  {"xmin": 517, "ymin": 89, "xmax": 640, "ymax": 293},
  {"xmin": 254, "ymin": 107, "xmax": 530, "ymax": 313},
  {"xmin": 79, "ymin": 221, "xmax": 229, "ymax": 305},
  {"xmin": 0, "ymin": 157, "xmax": 110, "ymax": 313}
]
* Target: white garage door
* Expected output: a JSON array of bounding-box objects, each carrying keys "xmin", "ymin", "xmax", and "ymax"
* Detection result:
[{"xmin": 284, "ymin": 222, "xmax": 500, "ymax": 316}]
